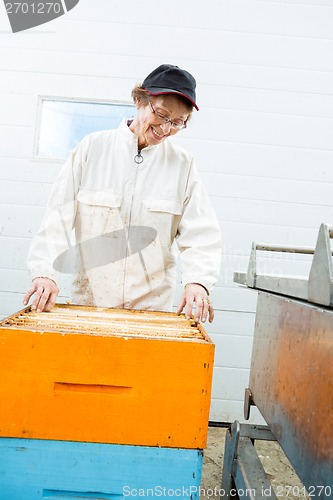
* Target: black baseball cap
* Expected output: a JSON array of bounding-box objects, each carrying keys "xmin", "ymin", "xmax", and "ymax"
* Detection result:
[{"xmin": 142, "ymin": 64, "xmax": 199, "ymax": 111}]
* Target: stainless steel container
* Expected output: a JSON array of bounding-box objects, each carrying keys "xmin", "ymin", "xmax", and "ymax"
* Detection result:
[{"xmin": 222, "ymin": 223, "xmax": 333, "ymax": 499}]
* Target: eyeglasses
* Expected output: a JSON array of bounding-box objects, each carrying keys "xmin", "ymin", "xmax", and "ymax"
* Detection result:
[{"xmin": 149, "ymin": 101, "xmax": 187, "ymax": 130}]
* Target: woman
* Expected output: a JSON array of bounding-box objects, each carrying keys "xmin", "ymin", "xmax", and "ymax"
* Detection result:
[{"xmin": 24, "ymin": 64, "xmax": 221, "ymax": 323}]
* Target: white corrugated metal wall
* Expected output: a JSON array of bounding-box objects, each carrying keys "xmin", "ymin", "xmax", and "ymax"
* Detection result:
[{"xmin": 0, "ymin": 0, "xmax": 332, "ymax": 423}]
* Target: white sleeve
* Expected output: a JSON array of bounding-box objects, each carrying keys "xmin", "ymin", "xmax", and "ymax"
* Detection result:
[
  {"xmin": 27, "ymin": 139, "xmax": 88, "ymax": 282},
  {"xmin": 176, "ymin": 160, "xmax": 221, "ymax": 293}
]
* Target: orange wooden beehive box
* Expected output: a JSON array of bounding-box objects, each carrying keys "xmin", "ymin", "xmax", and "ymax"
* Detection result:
[{"xmin": 0, "ymin": 304, "xmax": 214, "ymax": 449}]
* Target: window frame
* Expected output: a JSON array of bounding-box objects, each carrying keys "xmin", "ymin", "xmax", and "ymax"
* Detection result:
[{"xmin": 33, "ymin": 95, "xmax": 136, "ymax": 162}]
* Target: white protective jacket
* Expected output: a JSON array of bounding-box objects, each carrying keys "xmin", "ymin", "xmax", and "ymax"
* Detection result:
[{"xmin": 28, "ymin": 120, "xmax": 221, "ymax": 311}]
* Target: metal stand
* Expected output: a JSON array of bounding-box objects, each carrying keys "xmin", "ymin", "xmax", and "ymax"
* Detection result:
[
  {"xmin": 222, "ymin": 222, "xmax": 333, "ymax": 499},
  {"xmin": 220, "ymin": 421, "xmax": 277, "ymax": 499}
]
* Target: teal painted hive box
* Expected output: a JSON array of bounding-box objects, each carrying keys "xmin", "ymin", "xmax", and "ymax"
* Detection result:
[{"xmin": 0, "ymin": 438, "xmax": 203, "ymax": 499}]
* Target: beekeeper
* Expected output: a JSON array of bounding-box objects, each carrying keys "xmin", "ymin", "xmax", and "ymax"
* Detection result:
[{"xmin": 24, "ymin": 64, "xmax": 221, "ymax": 323}]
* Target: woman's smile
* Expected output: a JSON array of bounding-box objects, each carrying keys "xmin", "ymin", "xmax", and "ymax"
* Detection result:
[{"xmin": 150, "ymin": 125, "xmax": 167, "ymax": 141}]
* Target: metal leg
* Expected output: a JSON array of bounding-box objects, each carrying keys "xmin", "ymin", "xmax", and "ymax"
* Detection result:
[
  {"xmin": 233, "ymin": 436, "xmax": 277, "ymax": 499},
  {"xmin": 221, "ymin": 422, "xmax": 278, "ymax": 500},
  {"xmin": 220, "ymin": 421, "xmax": 240, "ymax": 499}
]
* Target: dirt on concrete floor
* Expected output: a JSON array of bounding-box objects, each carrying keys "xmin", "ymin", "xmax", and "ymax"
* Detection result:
[{"xmin": 201, "ymin": 427, "xmax": 309, "ymax": 500}]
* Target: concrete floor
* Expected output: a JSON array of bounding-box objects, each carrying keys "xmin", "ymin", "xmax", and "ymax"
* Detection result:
[{"xmin": 201, "ymin": 427, "xmax": 309, "ymax": 499}]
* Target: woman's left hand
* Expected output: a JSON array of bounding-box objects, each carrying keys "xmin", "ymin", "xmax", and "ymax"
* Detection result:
[{"xmin": 176, "ymin": 283, "xmax": 214, "ymax": 323}]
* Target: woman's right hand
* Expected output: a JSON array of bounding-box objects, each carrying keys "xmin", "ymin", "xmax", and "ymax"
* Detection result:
[{"xmin": 23, "ymin": 277, "xmax": 59, "ymax": 312}]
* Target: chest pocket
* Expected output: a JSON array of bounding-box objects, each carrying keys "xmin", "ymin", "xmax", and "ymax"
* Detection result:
[
  {"xmin": 76, "ymin": 189, "xmax": 122, "ymax": 235},
  {"xmin": 142, "ymin": 198, "xmax": 182, "ymax": 242},
  {"xmin": 143, "ymin": 198, "xmax": 182, "ymax": 215},
  {"xmin": 77, "ymin": 189, "xmax": 122, "ymax": 207}
]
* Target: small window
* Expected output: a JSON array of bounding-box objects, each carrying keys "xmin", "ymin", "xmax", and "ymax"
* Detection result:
[{"xmin": 35, "ymin": 97, "xmax": 136, "ymax": 160}]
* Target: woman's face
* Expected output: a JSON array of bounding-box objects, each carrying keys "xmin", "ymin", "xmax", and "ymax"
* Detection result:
[{"xmin": 133, "ymin": 94, "xmax": 190, "ymax": 148}]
